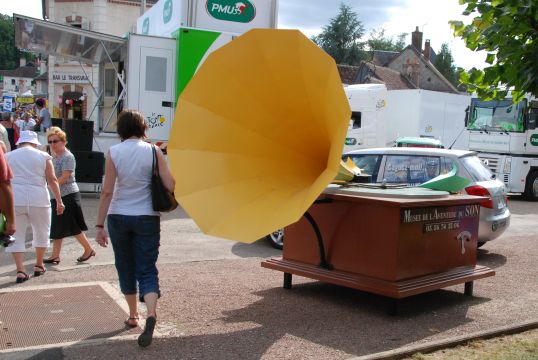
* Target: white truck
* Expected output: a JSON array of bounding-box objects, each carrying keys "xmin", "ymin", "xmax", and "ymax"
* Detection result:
[
  {"xmin": 466, "ymin": 97, "xmax": 538, "ymax": 200},
  {"xmin": 343, "ymin": 85, "xmax": 471, "ymax": 153}
]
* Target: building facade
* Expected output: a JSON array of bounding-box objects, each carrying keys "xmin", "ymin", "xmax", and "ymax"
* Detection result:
[
  {"xmin": 0, "ymin": 59, "xmax": 40, "ymax": 95},
  {"xmin": 343, "ymin": 26, "xmax": 459, "ymax": 94}
]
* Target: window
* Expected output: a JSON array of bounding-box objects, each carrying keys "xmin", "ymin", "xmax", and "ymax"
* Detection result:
[
  {"xmin": 11, "ymin": 79, "xmax": 16, "ymax": 85},
  {"xmin": 351, "ymin": 111, "xmax": 361, "ymax": 129},
  {"xmin": 104, "ymin": 68, "xmax": 115, "ymax": 97},
  {"xmin": 342, "ymin": 154, "xmax": 382, "ymax": 181},
  {"xmin": 468, "ymin": 99, "xmax": 526, "ymax": 132},
  {"xmin": 145, "ymin": 56, "xmax": 167, "ymax": 92},
  {"xmin": 382, "ymin": 155, "xmax": 442, "ymax": 185},
  {"xmin": 460, "ymin": 155, "xmax": 493, "ymax": 182},
  {"xmin": 441, "ymin": 157, "xmax": 455, "ymax": 175}
]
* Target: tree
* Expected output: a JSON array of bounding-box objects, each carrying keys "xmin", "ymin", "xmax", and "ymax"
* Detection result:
[
  {"xmin": 0, "ymin": 14, "xmax": 34, "ymax": 70},
  {"xmin": 312, "ymin": 3, "xmax": 367, "ymax": 65},
  {"xmin": 434, "ymin": 43, "xmax": 458, "ymax": 87},
  {"xmin": 450, "ymin": 0, "xmax": 538, "ymax": 101},
  {"xmin": 367, "ymin": 28, "xmax": 406, "ymax": 52}
]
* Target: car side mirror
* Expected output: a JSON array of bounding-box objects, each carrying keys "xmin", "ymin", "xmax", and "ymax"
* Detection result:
[{"xmin": 464, "ymin": 106, "xmax": 470, "ymax": 127}]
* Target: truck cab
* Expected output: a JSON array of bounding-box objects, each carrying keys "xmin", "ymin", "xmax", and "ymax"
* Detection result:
[{"xmin": 466, "ymin": 98, "xmax": 538, "ymax": 200}]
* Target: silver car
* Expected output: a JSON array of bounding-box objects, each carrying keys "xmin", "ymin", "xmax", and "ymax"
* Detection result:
[{"xmin": 343, "ymin": 147, "xmax": 510, "ymax": 246}]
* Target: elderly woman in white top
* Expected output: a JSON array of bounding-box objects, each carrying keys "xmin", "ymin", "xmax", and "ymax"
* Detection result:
[
  {"xmin": 96, "ymin": 110, "xmax": 175, "ymax": 348},
  {"xmin": 5, "ymin": 131, "xmax": 64, "ymax": 283}
]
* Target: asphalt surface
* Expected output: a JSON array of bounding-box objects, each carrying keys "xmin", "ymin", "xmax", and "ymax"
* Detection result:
[{"xmin": 0, "ymin": 195, "xmax": 536, "ymax": 359}]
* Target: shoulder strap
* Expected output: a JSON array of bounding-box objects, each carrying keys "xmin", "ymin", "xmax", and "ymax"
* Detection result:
[{"xmin": 152, "ymin": 145, "xmax": 159, "ymax": 175}]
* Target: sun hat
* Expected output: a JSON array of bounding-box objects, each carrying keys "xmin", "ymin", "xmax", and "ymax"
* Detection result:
[{"xmin": 16, "ymin": 130, "xmax": 41, "ymax": 146}]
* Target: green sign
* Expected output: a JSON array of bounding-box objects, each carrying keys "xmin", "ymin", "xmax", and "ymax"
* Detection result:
[
  {"xmin": 345, "ymin": 138, "xmax": 357, "ymax": 146},
  {"xmin": 206, "ymin": 0, "xmax": 256, "ymax": 23},
  {"xmin": 142, "ymin": 18, "xmax": 150, "ymax": 35},
  {"xmin": 163, "ymin": 0, "xmax": 173, "ymax": 23},
  {"xmin": 531, "ymin": 134, "xmax": 538, "ymax": 146}
]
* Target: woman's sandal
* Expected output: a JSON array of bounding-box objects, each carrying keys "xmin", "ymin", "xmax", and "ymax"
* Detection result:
[
  {"xmin": 124, "ymin": 317, "xmax": 139, "ymax": 328},
  {"xmin": 138, "ymin": 316, "xmax": 157, "ymax": 348},
  {"xmin": 33, "ymin": 265, "xmax": 46, "ymax": 277},
  {"xmin": 77, "ymin": 249, "xmax": 96, "ymax": 263},
  {"xmin": 43, "ymin": 257, "xmax": 61, "ymax": 265},
  {"xmin": 15, "ymin": 271, "xmax": 30, "ymax": 284}
]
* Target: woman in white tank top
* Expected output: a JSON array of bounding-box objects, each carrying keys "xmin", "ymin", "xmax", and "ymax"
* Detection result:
[
  {"xmin": 95, "ymin": 110, "xmax": 175, "ymax": 348},
  {"xmin": 5, "ymin": 131, "xmax": 65, "ymax": 283}
]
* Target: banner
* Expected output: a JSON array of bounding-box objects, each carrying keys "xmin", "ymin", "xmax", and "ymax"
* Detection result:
[{"xmin": 3, "ymin": 97, "xmax": 13, "ymax": 112}]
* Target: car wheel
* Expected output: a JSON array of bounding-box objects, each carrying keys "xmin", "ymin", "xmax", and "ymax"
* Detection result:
[
  {"xmin": 524, "ymin": 171, "xmax": 538, "ymax": 201},
  {"xmin": 477, "ymin": 241, "xmax": 486, "ymax": 248},
  {"xmin": 266, "ymin": 228, "xmax": 284, "ymax": 250}
]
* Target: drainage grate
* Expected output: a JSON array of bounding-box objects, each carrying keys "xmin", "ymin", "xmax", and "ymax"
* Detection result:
[{"xmin": 0, "ymin": 284, "xmax": 139, "ymax": 350}]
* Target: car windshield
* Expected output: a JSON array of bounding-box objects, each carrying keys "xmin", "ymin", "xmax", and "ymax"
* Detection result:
[{"xmin": 460, "ymin": 155, "xmax": 493, "ymax": 181}]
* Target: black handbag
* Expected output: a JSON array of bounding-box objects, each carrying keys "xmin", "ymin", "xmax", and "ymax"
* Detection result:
[{"xmin": 151, "ymin": 146, "xmax": 178, "ymax": 212}]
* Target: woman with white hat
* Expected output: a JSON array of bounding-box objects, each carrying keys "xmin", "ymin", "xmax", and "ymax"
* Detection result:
[{"xmin": 5, "ymin": 130, "xmax": 64, "ymax": 283}]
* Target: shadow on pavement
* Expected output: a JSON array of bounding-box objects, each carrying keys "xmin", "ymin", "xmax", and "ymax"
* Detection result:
[
  {"xmin": 230, "ymin": 239, "xmax": 282, "ymax": 259},
  {"xmin": 24, "ymin": 348, "xmax": 64, "ymax": 360},
  {"xmin": 477, "ymin": 249, "xmax": 507, "ymax": 269}
]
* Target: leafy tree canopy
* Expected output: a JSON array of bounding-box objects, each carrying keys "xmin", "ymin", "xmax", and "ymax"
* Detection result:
[
  {"xmin": 450, "ymin": 0, "xmax": 538, "ymax": 101},
  {"xmin": 0, "ymin": 14, "xmax": 34, "ymax": 70},
  {"xmin": 367, "ymin": 28, "xmax": 406, "ymax": 52},
  {"xmin": 312, "ymin": 3, "xmax": 367, "ymax": 65},
  {"xmin": 434, "ymin": 43, "xmax": 458, "ymax": 87}
]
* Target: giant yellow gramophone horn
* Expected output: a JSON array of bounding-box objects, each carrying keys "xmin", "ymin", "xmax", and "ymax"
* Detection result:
[{"xmin": 168, "ymin": 29, "xmax": 351, "ymax": 243}]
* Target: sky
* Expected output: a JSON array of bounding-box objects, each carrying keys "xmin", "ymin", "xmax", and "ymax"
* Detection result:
[{"xmin": 0, "ymin": 0, "xmax": 487, "ymax": 70}]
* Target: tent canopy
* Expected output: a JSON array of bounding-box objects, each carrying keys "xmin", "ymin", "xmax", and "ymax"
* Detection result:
[{"xmin": 14, "ymin": 14, "xmax": 126, "ymax": 64}]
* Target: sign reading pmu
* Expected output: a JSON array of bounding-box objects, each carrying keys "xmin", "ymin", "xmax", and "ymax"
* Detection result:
[{"xmin": 206, "ymin": 0, "xmax": 256, "ymax": 23}]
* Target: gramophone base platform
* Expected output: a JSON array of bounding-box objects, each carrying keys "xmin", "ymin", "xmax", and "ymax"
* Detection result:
[{"xmin": 261, "ymin": 258, "xmax": 495, "ymax": 299}]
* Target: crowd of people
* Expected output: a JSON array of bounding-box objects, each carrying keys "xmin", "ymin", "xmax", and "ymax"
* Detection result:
[
  {"xmin": 0, "ymin": 109, "xmax": 175, "ymax": 348},
  {"xmin": 0, "ymin": 98, "xmax": 52, "ymax": 152}
]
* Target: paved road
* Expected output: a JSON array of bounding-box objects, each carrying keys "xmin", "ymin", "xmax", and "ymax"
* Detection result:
[
  {"xmin": 0, "ymin": 194, "xmax": 281, "ymax": 277},
  {"xmin": 0, "ymin": 195, "xmax": 536, "ymax": 359}
]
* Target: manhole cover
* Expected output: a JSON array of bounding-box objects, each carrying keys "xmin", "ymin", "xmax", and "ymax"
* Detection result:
[{"xmin": 0, "ymin": 284, "xmax": 138, "ymax": 350}]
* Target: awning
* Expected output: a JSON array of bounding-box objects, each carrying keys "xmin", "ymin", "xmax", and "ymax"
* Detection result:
[{"xmin": 14, "ymin": 14, "xmax": 126, "ymax": 64}]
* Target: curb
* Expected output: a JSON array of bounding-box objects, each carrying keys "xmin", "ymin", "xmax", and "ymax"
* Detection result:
[{"xmin": 349, "ymin": 319, "xmax": 538, "ymax": 360}]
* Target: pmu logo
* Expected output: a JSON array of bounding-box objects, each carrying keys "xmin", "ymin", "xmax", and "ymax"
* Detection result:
[
  {"xmin": 163, "ymin": 0, "xmax": 173, "ymax": 24},
  {"xmin": 142, "ymin": 17, "xmax": 150, "ymax": 35},
  {"xmin": 206, "ymin": 0, "xmax": 256, "ymax": 23}
]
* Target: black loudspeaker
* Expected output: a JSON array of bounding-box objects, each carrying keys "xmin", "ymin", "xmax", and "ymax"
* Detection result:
[
  {"xmin": 73, "ymin": 151, "xmax": 104, "ymax": 183},
  {"xmin": 63, "ymin": 120, "xmax": 93, "ymax": 152},
  {"xmin": 51, "ymin": 118, "xmax": 63, "ymax": 129}
]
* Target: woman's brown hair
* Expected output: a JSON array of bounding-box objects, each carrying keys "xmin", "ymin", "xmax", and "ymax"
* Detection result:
[{"xmin": 116, "ymin": 110, "xmax": 148, "ymax": 140}]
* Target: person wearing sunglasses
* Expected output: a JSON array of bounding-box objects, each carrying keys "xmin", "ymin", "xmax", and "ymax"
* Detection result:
[
  {"xmin": 4, "ymin": 131, "xmax": 64, "ymax": 283},
  {"xmin": 44, "ymin": 127, "xmax": 95, "ymax": 265}
]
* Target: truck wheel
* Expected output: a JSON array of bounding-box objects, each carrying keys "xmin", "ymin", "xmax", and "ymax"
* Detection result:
[{"xmin": 524, "ymin": 171, "xmax": 538, "ymax": 201}]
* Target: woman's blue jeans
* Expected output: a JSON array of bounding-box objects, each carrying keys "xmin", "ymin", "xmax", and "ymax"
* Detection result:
[{"xmin": 107, "ymin": 214, "xmax": 161, "ymax": 302}]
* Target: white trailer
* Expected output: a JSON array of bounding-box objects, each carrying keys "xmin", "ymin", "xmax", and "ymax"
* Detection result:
[{"xmin": 344, "ymin": 86, "xmax": 471, "ymax": 153}]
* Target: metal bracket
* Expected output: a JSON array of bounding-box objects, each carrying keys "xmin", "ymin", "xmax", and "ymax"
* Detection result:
[{"xmin": 303, "ymin": 198, "xmax": 334, "ymax": 270}]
